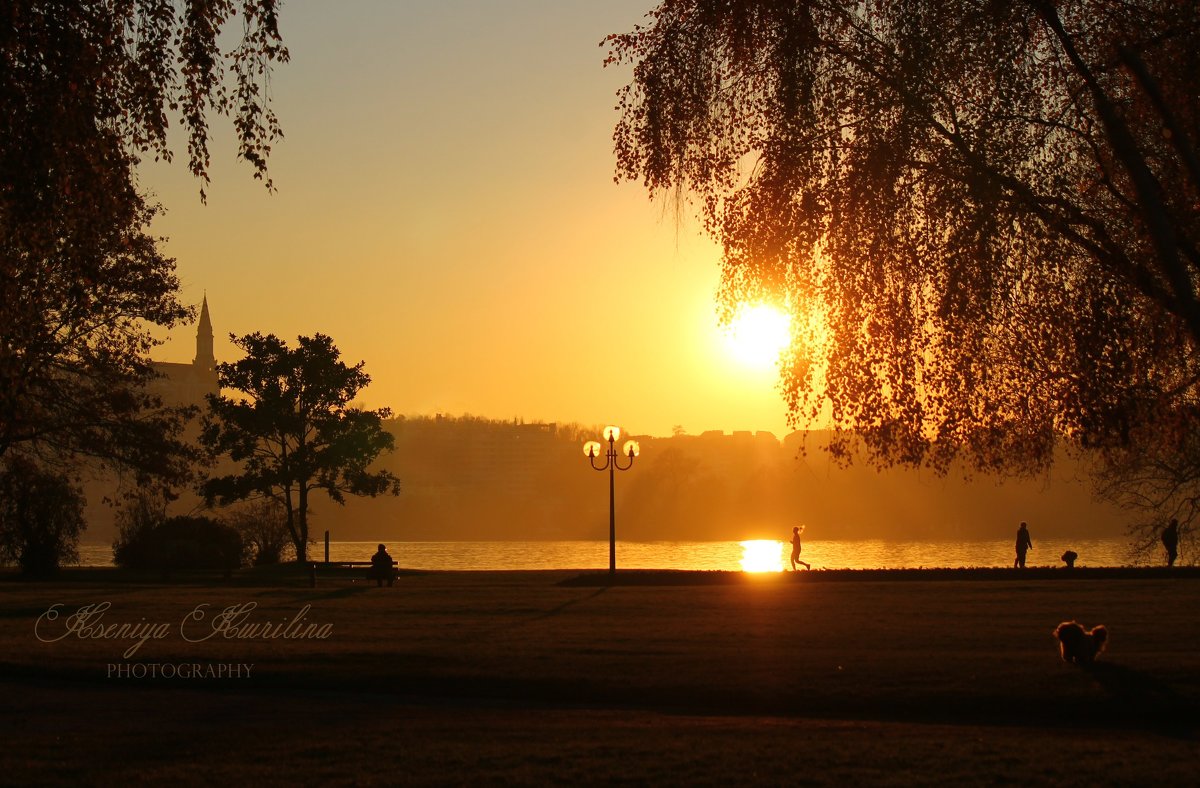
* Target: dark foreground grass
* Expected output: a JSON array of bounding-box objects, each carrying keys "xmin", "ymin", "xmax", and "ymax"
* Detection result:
[
  {"xmin": 7, "ymin": 679, "xmax": 1198, "ymax": 787},
  {"xmin": 2, "ymin": 569, "xmax": 1198, "ymax": 785}
]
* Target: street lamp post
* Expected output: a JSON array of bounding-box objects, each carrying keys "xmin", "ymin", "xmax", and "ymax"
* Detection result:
[{"xmin": 583, "ymin": 426, "xmax": 640, "ymax": 575}]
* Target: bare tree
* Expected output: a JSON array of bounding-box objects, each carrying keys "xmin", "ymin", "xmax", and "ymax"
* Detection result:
[{"xmin": 1093, "ymin": 417, "xmax": 1200, "ymax": 564}]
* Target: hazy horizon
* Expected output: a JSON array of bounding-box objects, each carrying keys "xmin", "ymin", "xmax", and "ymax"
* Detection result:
[{"xmin": 81, "ymin": 415, "xmax": 1130, "ymax": 547}]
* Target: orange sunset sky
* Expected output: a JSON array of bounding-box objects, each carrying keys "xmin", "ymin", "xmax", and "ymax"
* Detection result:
[{"xmin": 141, "ymin": 0, "xmax": 794, "ymax": 439}]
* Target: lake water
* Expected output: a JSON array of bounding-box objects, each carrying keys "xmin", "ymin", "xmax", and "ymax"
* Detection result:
[{"xmin": 76, "ymin": 537, "xmax": 1155, "ymax": 571}]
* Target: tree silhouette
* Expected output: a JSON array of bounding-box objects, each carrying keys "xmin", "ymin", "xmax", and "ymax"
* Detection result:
[
  {"xmin": 1, "ymin": 2, "xmax": 287, "ymax": 484},
  {"xmin": 607, "ymin": 1, "xmax": 1200, "ymax": 473},
  {"xmin": 0, "ymin": 457, "xmax": 87, "ymax": 576},
  {"xmin": 200, "ymin": 333, "xmax": 400, "ymax": 562}
]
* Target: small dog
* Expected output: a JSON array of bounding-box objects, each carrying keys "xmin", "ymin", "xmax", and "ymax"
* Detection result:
[{"xmin": 1054, "ymin": 620, "xmax": 1108, "ymax": 664}]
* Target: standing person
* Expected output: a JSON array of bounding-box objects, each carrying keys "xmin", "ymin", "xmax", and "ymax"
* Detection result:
[
  {"xmin": 1162, "ymin": 519, "xmax": 1180, "ymax": 567},
  {"xmin": 1014, "ymin": 522, "xmax": 1033, "ymax": 569},
  {"xmin": 370, "ymin": 543, "xmax": 396, "ymax": 587},
  {"xmin": 789, "ymin": 525, "xmax": 810, "ymax": 571}
]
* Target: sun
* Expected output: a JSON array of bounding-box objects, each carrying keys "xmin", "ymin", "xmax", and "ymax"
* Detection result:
[{"xmin": 722, "ymin": 303, "xmax": 792, "ymax": 369}]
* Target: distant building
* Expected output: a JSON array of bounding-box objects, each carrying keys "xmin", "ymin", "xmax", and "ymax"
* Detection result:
[
  {"xmin": 83, "ymin": 297, "xmax": 219, "ymax": 543},
  {"xmin": 150, "ymin": 295, "xmax": 218, "ymax": 408}
]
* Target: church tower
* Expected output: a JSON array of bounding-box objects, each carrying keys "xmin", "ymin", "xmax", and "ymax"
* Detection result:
[
  {"xmin": 194, "ymin": 294, "xmax": 215, "ymax": 370},
  {"xmin": 150, "ymin": 293, "xmax": 219, "ymax": 407}
]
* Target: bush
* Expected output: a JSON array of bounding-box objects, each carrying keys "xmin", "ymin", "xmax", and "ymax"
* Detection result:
[
  {"xmin": 0, "ymin": 458, "xmax": 87, "ymax": 577},
  {"xmin": 114, "ymin": 514, "xmax": 244, "ymax": 576},
  {"xmin": 222, "ymin": 500, "xmax": 292, "ymax": 565},
  {"xmin": 112, "ymin": 488, "xmax": 168, "ymax": 569}
]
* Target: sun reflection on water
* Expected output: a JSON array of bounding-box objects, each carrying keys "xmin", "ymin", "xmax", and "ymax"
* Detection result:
[
  {"xmin": 75, "ymin": 537, "xmax": 1146, "ymax": 571},
  {"xmin": 739, "ymin": 540, "xmax": 785, "ymax": 573}
]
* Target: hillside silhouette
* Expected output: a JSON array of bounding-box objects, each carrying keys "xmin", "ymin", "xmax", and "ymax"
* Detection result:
[{"xmin": 329, "ymin": 415, "xmax": 1125, "ymax": 543}]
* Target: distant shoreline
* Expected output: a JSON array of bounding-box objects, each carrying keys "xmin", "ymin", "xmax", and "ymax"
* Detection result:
[
  {"xmin": 71, "ymin": 536, "xmax": 1155, "ymax": 572},
  {"xmin": 3, "ymin": 563, "xmax": 1196, "ymax": 586},
  {"xmin": 558, "ymin": 566, "xmax": 1200, "ymax": 585}
]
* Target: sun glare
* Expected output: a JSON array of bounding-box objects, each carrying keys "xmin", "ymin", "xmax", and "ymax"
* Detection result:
[
  {"xmin": 739, "ymin": 540, "xmax": 785, "ymax": 573},
  {"xmin": 722, "ymin": 303, "xmax": 791, "ymax": 369}
]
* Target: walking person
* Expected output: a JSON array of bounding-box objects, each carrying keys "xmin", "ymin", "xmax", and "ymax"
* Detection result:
[
  {"xmin": 789, "ymin": 525, "xmax": 810, "ymax": 571},
  {"xmin": 1162, "ymin": 519, "xmax": 1180, "ymax": 567},
  {"xmin": 1014, "ymin": 521, "xmax": 1033, "ymax": 569}
]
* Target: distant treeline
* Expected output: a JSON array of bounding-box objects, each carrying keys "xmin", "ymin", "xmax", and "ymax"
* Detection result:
[{"xmin": 335, "ymin": 415, "xmax": 1127, "ymax": 543}]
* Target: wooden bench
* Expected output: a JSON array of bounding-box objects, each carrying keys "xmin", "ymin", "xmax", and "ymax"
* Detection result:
[{"xmin": 308, "ymin": 560, "xmax": 398, "ymax": 588}]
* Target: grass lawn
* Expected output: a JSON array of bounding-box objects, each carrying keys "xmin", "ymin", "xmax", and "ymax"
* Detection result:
[{"xmin": 1, "ymin": 568, "xmax": 1197, "ymax": 785}]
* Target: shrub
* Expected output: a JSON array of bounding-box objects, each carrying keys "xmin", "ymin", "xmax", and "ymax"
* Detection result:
[
  {"xmin": 113, "ymin": 514, "xmax": 244, "ymax": 577},
  {"xmin": 112, "ymin": 489, "xmax": 169, "ymax": 570},
  {"xmin": 0, "ymin": 458, "xmax": 87, "ymax": 577},
  {"xmin": 222, "ymin": 500, "xmax": 292, "ymax": 565}
]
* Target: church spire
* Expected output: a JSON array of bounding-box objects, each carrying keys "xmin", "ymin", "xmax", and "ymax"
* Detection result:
[{"xmin": 194, "ymin": 294, "xmax": 215, "ymax": 369}]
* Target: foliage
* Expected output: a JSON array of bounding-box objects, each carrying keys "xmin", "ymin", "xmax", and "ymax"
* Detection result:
[
  {"xmin": 0, "ymin": 1, "xmax": 287, "ymax": 484},
  {"xmin": 0, "ymin": 457, "xmax": 87, "ymax": 576},
  {"xmin": 113, "ymin": 513, "xmax": 244, "ymax": 575},
  {"xmin": 222, "ymin": 498, "xmax": 293, "ymax": 565},
  {"xmin": 200, "ymin": 333, "xmax": 401, "ymax": 562},
  {"xmin": 607, "ymin": 0, "xmax": 1200, "ymax": 473}
]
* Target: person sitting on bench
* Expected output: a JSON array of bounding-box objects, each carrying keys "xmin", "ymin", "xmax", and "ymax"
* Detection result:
[{"xmin": 370, "ymin": 544, "xmax": 396, "ymax": 587}]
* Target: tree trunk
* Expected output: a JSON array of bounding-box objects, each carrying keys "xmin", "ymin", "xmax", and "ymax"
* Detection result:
[
  {"xmin": 296, "ymin": 484, "xmax": 309, "ymax": 562},
  {"xmin": 282, "ymin": 488, "xmax": 303, "ymax": 563}
]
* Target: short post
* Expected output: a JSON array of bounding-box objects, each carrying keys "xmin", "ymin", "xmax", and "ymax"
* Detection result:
[{"xmin": 324, "ymin": 530, "xmax": 330, "ymax": 563}]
